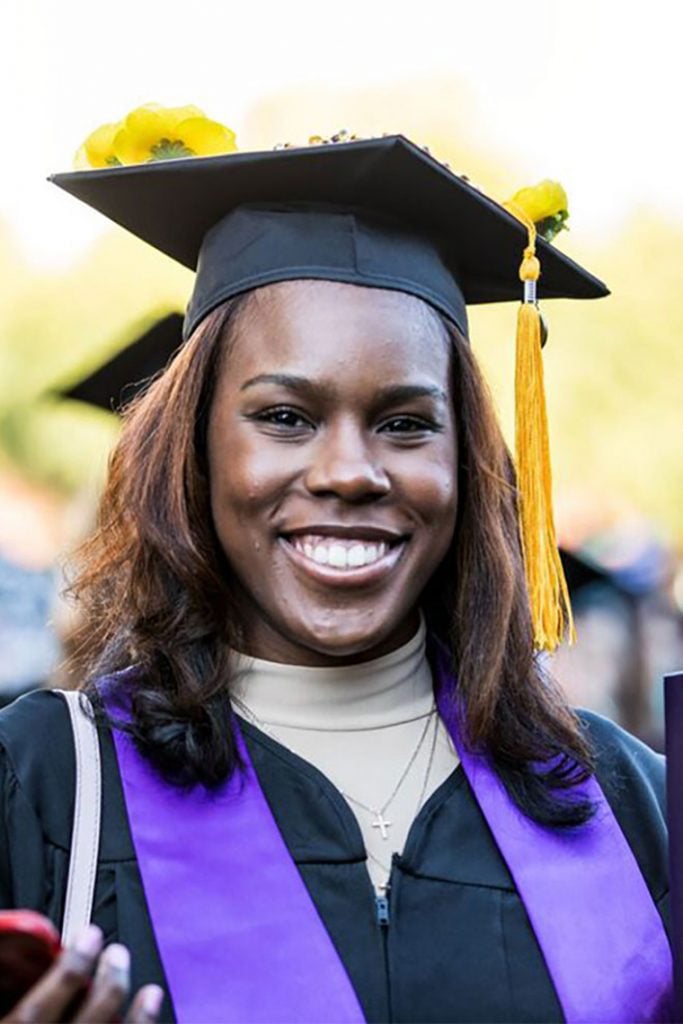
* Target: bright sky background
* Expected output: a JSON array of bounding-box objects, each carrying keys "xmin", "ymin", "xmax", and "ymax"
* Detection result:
[{"xmin": 2, "ymin": 0, "xmax": 682, "ymax": 268}]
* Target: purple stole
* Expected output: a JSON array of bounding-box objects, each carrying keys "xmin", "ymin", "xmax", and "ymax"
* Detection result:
[{"xmin": 101, "ymin": 657, "xmax": 673, "ymax": 1024}]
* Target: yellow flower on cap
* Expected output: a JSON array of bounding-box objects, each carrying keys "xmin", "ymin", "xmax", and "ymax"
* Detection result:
[
  {"xmin": 74, "ymin": 121, "xmax": 123, "ymax": 169},
  {"xmin": 74, "ymin": 103, "xmax": 237, "ymax": 169},
  {"xmin": 507, "ymin": 180, "xmax": 569, "ymax": 242}
]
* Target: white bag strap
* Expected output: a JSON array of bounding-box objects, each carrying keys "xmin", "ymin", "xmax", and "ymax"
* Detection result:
[{"xmin": 57, "ymin": 690, "xmax": 102, "ymax": 946}]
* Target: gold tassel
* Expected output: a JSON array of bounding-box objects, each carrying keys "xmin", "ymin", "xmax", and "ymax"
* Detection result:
[{"xmin": 509, "ymin": 211, "xmax": 576, "ymax": 651}]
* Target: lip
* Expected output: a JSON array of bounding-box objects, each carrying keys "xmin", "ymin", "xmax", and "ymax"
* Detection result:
[{"xmin": 279, "ymin": 535, "xmax": 408, "ymax": 589}]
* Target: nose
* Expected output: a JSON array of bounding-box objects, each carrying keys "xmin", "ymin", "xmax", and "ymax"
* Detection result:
[{"xmin": 304, "ymin": 420, "xmax": 390, "ymax": 502}]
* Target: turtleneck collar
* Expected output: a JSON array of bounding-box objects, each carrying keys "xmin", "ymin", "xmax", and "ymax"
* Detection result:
[{"xmin": 230, "ymin": 613, "xmax": 433, "ymax": 731}]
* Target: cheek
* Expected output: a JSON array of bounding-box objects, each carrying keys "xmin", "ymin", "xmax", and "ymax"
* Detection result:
[
  {"xmin": 208, "ymin": 428, "xmax": 291, "ymax": 529},
  {"xmin": 401, "ymin": 449, "xmax": 458, "ymax": 529}
]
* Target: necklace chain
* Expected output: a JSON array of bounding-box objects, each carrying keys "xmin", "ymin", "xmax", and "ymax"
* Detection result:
[
  {"xmin": 363, "ymin": 710, "xmax": 440, "ymax": 880},
  {"xmin": 232, "ymin": 695, "xmax": 438, "ymax": 837},
  {"xmin": 339, "ymin": 706, "xmax": 434, "ymax": 818}
]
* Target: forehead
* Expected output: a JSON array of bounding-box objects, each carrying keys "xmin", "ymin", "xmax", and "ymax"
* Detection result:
[{"xmin": 224, "ymin": 280, "xmax": 451, "ymax": 387}]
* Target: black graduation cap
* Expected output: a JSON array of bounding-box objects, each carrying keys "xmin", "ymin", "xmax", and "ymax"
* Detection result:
[
  {"xmin": 59, "ymin": 313, "xmax": 183, "ymax": 413},
  {"xmin": 50, "ymin": 135, "xmax": 608, "ymax": 343},
  {"xmin": 559, "ymin": 548, "xmax": 613, "ymax": 596}
]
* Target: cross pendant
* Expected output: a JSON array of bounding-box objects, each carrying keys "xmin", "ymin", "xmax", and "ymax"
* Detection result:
[{"xmin": 371, "ymin": 812, "xmax": 392, "ymax": 839}]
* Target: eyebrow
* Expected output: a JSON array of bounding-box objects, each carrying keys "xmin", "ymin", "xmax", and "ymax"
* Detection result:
[{"xmin": 240, "ymin": 373, "xmax": 447, "ymax": 405}]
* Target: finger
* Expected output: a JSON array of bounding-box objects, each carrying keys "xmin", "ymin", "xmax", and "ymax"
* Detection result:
[
  {"xmin": 125, "ymin": 985, "xmax": 165, "ymax": 1023},
  {"xmin": 73, "ymin": 943, "xmax": 130, "ymax": 1023},
  {"xmin": 6, "ymin": 924, "xmax": 103, "ymax": 1023}
]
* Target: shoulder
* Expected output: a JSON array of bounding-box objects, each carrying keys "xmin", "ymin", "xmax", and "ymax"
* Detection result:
[
  {"xmin": 578, "ymin": 708, "xmax": 665, "ymax": 812},
  {"xmin": 0, "ymin": 690, "xmax": 77, "ymax": 853},
  {"xmin": 0, "ymin": 689, "xmax": 76, "ymax": 786},
  {"xmin": 578, "ymin": 709, "xmax": 668, "ymax": 907},
  {"xmin": 0, "ymin": 688, "xmax": 133, "ymax": 860}
]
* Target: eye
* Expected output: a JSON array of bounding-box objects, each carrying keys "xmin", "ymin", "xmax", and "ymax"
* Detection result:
[
  {"xmin": 379, "ymin": 415, "xmax": 440, "ymax": 435},
  {"xmin": 252, "ymin": 406, "xmax": 314, "ymax": 431}
]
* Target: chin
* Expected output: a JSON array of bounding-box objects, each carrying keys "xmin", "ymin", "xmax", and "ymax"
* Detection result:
[
  {"xmin": 285, "ymin": 608, "xmax": 413, "ymax": 662},
  {"xmin": 301, "ymin": 632, "xmax": 382, "ymax": 660}
]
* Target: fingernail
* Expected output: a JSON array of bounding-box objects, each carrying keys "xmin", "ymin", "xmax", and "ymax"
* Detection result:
[
  {"xmin": 74, "ymin": 923, "xmax": 103, "ymax": 958},
  {"xmin": 101, "ymin": 943, "xmax": 130, "ymax": 972},
  {"xmin": 95, "ymin": 942, "xmax": 131, "ymax": 990},
  {"xmin": 141, "ymin": 985, "xmax": 164, "ymax": 1018}
]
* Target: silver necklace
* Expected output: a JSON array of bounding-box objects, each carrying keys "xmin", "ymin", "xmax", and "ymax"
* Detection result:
[
  {"xmin": 339, "ymin": 708, "xmax": 435, "ymax": 839},
  {"xmin": 364, "ymin": 710, "xmax": 440, "ymax": 880},
  {"xmin": 232, "ymin": 695, "xmax": 437, "ymax": 841}
]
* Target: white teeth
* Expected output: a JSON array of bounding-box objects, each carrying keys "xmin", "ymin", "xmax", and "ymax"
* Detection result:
[
  {"xmin": 289, "ymin": 536, "xmax": 394, "ymax": 570},
  {"xmin": 328, "ymin": 544, "xmax": 347, "ymax": 568},
  {"xmin": 313, "ymin": 543, "xmax": 330, "ymax": 565},
  {"xmin": 347, "ymin": 544, "xmax": 366, "ymax": 567}
]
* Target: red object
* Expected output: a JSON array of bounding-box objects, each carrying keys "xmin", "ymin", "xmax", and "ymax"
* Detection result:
[{"xmin": 0, "ymin": 910, "xmax": 62, "ymax": 1015}]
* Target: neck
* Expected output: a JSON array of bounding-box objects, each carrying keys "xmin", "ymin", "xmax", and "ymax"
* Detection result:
[
  {"xmin": 235, "ymin": 602, "xmax": 422, "ymax": 667},
  {"xmin": 230, "ymin": 612, "xmax": 432, "ymax": 730}
]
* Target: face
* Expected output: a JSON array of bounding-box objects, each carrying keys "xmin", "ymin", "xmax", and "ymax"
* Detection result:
[{"xmin": 207, "ymin": 280, "xmax": 458, "ymax": 666}]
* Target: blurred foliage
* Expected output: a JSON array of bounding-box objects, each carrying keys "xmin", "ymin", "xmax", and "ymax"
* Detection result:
[
  {"xmin": 0, "ymin": 81, "xmax": 682, "ymax": 543},
  {"xmin": 0, "ymin": 219, "xmax": 191, "ymax": 492}
]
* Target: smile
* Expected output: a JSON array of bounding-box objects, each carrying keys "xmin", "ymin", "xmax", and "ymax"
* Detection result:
[{"xmin": 279, "ymin": 533, "xmax": 407, "ymax": 586}]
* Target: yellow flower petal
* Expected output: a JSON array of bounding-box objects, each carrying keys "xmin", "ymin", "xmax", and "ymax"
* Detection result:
[
  {"xmin": 81, "ymin": 121, "xmax": 121, "ymax": 168},
  {"xmin": 113, "ymin": 106, "xmax": 171, "ymax": 164},
  {"xmin": 123, "ymin": 106, "xmax": 168, "ymax": 147},
  {"xmin": 174, "ymin": 117, "xmax": 237, "ymax": 157},
  {"xmin": 121, "ymin": 103, "xmax": 207, "ymax": 143},
  {"xmin": 162, "ymin": 105, "xmax": 206, "ymax": 130},
  {"xmin": 112, "ymin": 127, "xmax": 148, "ymax": 165},
  {"xmin": 509, "ymin": 180, "xmax": 569, "ymax": 225}
]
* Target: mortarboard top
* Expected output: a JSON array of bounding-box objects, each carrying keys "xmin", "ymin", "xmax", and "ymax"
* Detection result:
[
  {"xmin": 58, "ymin": 313, "xmax": 183, "ymax": 413},
  {"xmin": 49, "ymin": 135, "xmax": 608, "ymax": 343}
]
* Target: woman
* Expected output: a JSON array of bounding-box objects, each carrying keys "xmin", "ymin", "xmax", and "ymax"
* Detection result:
[{"xmin": 0, "ymin": 128, "xmax": 673, "ymax": 1022}]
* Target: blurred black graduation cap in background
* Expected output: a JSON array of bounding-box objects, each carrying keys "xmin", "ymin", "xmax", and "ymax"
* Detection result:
[
  {"xmin": 559, "ymin": 548, "xmax": 611, "ymax": 595},
  {"xmin": 59, "ymin": 313, "xmax": 183, "ymax": 413}
]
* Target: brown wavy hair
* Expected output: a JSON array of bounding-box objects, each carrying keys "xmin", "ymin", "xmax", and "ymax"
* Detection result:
[{"xmin": 68, "ymin": 292, "xmax": 594, "ymax": 826}]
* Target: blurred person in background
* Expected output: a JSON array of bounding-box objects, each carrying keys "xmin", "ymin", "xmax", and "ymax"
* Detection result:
[
  {"xmin": 0, "ymin": 555, "xmax": 57, "ymax": 707},
  {"xmin": 0, "ymin": 115, "xmax": 673, "ymax": 1021},
  {"xmin": 0, "ymin": 480, "xmax": 61, "ymax": 706},
  {"xmin": 554, "ymin": 531, "xmax": 683, "ymax": 751}
]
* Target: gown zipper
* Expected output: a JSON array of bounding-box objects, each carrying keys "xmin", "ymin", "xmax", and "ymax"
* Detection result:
[
  {"xmin": 375, "ymin": 891, "xmax": 390, "ymax": 927},
  {"xmin": 376, "ymin": 859, "xmax": 398, "ymax": 1021}
]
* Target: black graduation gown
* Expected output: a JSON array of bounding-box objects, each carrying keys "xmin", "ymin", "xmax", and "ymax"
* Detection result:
[{"xmin": 0, "ymin": 690, "xmax": 671, "ymax": 1024}]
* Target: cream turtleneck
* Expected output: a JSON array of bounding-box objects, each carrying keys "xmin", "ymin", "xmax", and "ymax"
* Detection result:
[{"xmin": 230, "ymin": 616, "xmax": 460, "ymax": 893}]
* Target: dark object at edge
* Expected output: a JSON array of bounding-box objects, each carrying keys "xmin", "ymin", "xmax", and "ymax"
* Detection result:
[{"xmin": 665, "ymin": 670, "xmax": 683, "ymax": 1020}]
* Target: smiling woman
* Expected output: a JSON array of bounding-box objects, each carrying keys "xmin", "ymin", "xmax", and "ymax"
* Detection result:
[{"xmin": 0, "ymin": 131, "xmax": 673, "ymax": 1023}]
